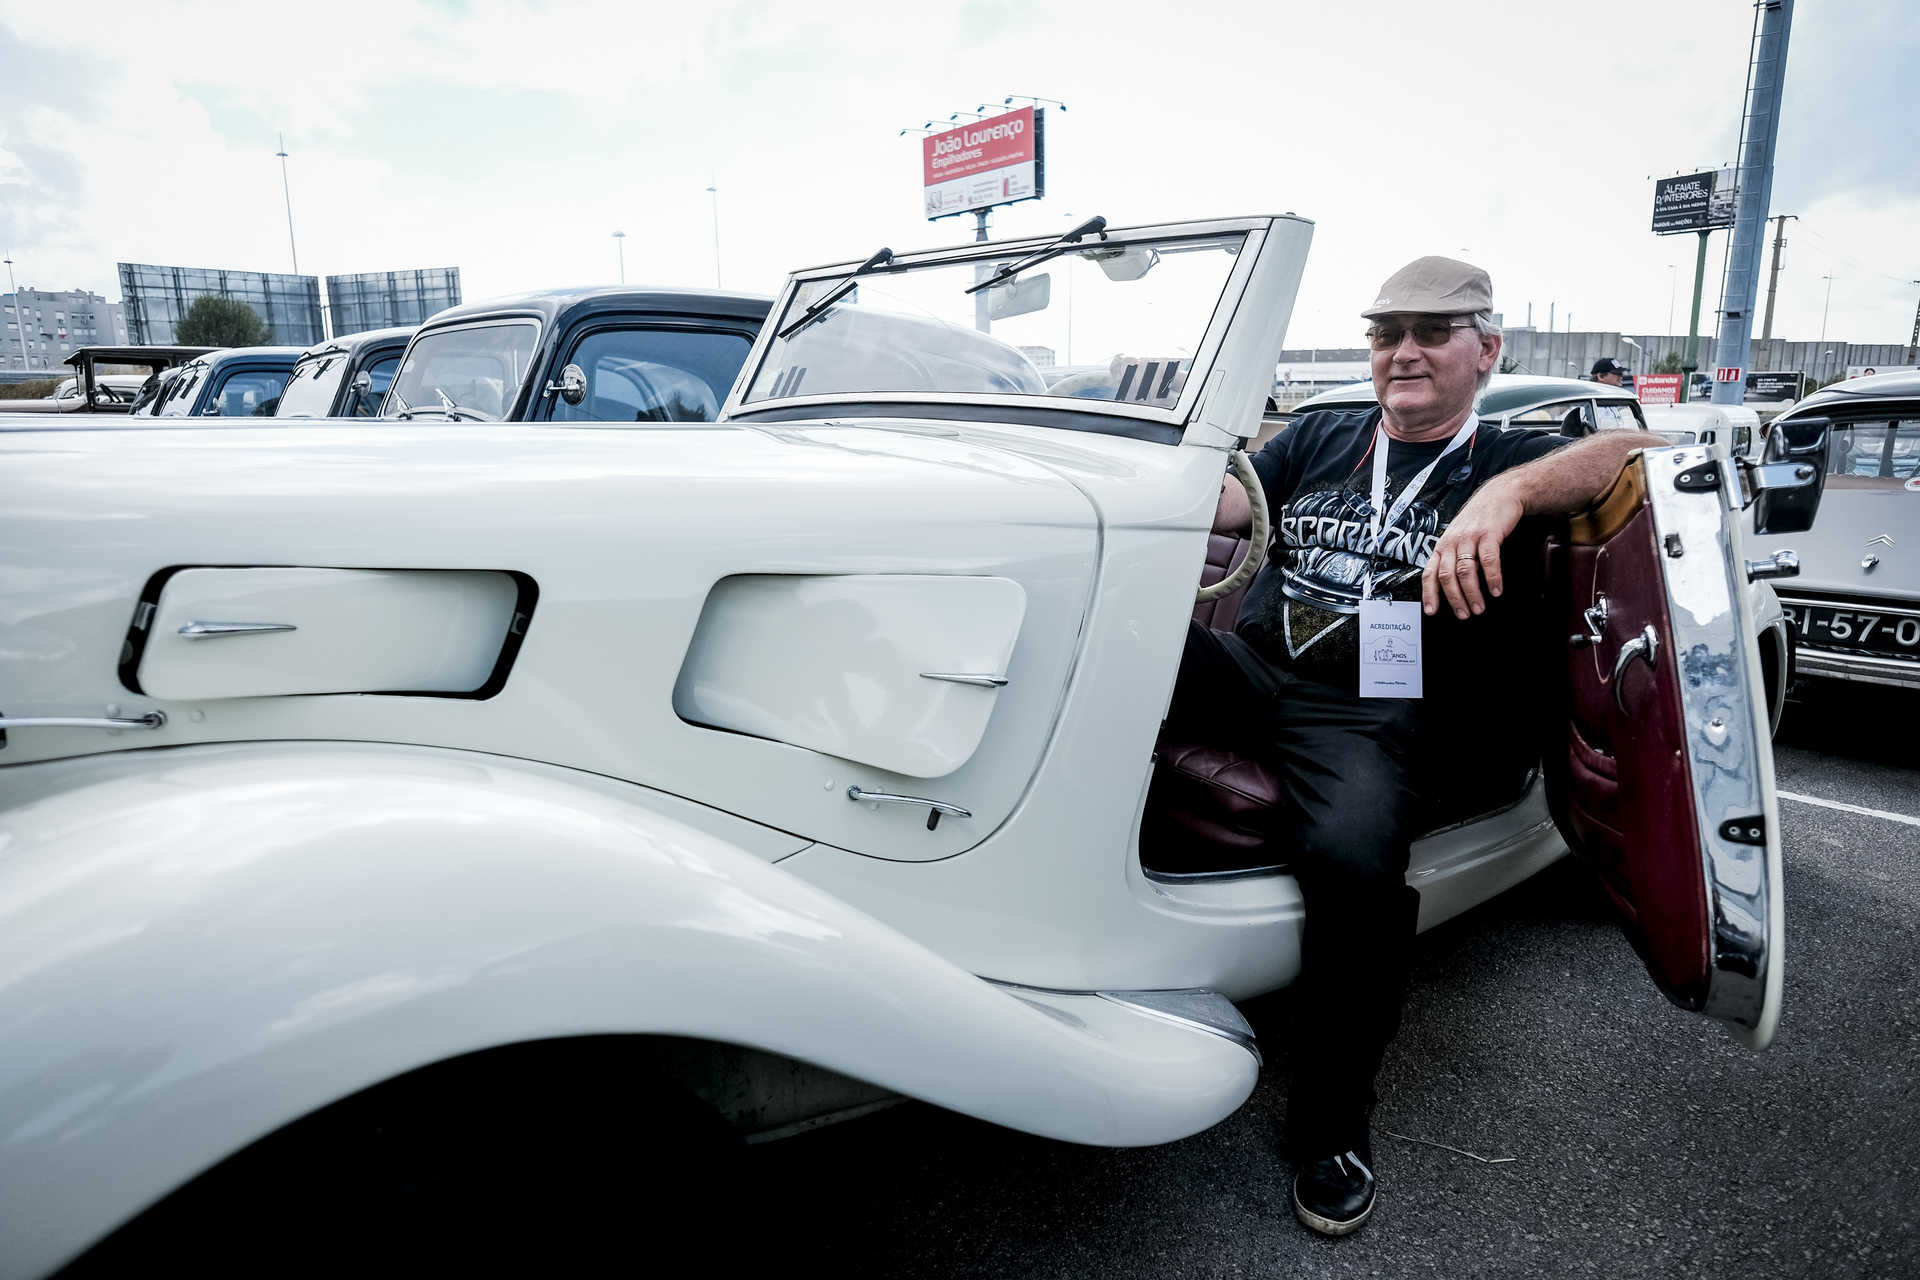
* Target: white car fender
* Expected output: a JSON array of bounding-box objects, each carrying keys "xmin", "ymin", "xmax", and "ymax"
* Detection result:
[{"xmin": 0, "ymin": 743, "xmax": 1255, "ymax": 1277}]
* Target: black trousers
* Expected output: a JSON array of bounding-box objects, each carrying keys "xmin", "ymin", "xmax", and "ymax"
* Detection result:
[{"xmin": 1165, "ymin": 621, "xmax": 1428, "ymax": 1156}]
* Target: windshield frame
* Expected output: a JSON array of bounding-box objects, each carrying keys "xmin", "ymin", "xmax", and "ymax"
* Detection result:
[
  {"xmin": 383, "ymin": 316, "xmax": 543, "ymax": 420},
  {"xmin": 720, "ymin": 216, "xmax": 1270, "ymax": 433}
]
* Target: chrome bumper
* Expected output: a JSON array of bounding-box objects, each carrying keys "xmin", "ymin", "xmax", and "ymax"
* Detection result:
[{"xmin": 1795, "ymin": 647, "xmax": 1920, "ymax": 689}]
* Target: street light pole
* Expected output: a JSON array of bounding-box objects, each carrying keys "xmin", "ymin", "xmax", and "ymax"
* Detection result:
[
  {"xmin": 706, "ymin": 182, "xmax": 723, "ymax": 288},
  {"xmin": 1907, "ymin": 279, "xmax": 1920, "ymax": 364},
  {"xmin": 1819, "ymin": 273, "xmax": 1833, "ymax": 344},
  {"xmin": 613, "ymin": 230, "xmax": 627, "ymax": 285},
  {"xmin": 275, "ymin": 133, "xmax": 299, "ymax": 274},
  {"xmin": 3, "ymin": 253, "xmax": 33, "ymax": 370}
]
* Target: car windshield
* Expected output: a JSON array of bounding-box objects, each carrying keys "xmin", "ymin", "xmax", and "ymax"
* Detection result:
[
  {"xmin": 386, "ymin": 321, "xmax": 540, "ymax": 419},
  {"xmin": 742, "ymin": 231, "xmax": 1247, "ymax": 414},
  {"xmin": 276, "ymin": 353, "xmax": 350, "ymax": 418}
]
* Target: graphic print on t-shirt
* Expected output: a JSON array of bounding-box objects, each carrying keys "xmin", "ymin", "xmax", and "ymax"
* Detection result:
[{"xmin": 1269, "ymin": 472, "xmax": 1455, "ymax": 662}]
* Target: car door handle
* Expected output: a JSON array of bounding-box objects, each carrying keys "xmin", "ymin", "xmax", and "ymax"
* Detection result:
[
  {"xmin": 1743, "ymin": 550, "xmax": 1800, "ymax": 582},
  {"xmin": 177, "ymin": 621, "xmax": 300, "ymax": 639},
  {"xmin": 847, "ymin": 785, "xmax": 972, "ymax": 831},
  {"xmin": 1611, "ymin": 625, "xmax": 1660, "ymax": 715}
]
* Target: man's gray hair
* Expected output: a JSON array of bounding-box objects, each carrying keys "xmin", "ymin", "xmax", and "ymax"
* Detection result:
[{"xmin": 1472, "ymin": 311, "xmax": 1502, "ymax": 395}]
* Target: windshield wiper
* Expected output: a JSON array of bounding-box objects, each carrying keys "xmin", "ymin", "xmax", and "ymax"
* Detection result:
[
  {"xmin": 778, "ymin": 247, "xmax": 894, "ymax": 340},
  {"xmin": 963, "ymin": 215, "xmax": 1107, "ymax": 295}
]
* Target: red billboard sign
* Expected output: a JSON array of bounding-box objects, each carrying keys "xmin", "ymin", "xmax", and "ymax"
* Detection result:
[
  {"xmin": 1637, "ymin": 373, "xmax": 1683, "ymax": 405},
  {"xmin": 922, "ymin": 107, "xmax": 1044, "ymax": 220}
]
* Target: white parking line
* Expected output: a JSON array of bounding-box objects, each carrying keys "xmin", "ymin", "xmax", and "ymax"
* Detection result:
[{"xmin": 1778, "ymin": 790, "xmax": 1920, "ymax": 830}]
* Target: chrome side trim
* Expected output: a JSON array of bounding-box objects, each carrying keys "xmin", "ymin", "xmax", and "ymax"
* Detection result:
[
  {"xmin": 1794, "ymin": 649, "xmax": 1920, "ymax": 689},
  {"xmin": 1645, "ymin": 443, "xmax": 1780, "ymax": 1040},
  {"xmin": 1095, "ymin": 989, "xmax": 1262, "ymax": 1066},
  {"xmin": 919, "ymin": 672, "xmax": 1009, "ymax": 688},
  {"xmin": 177, "ymin": 621, "xmax": 299, "ymax": 639},
  {"xmin": 983, "ymin": 979, "xmax": 1261, "ymax": 1065}
]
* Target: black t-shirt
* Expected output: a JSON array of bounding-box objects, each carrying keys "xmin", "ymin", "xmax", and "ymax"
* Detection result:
[{"xmin": 1236, "ymin": 405, "xmax": 1567, "ymax": 695}]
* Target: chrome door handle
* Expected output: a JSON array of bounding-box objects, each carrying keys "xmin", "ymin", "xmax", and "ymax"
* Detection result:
[
  {"xmin": 1744, "ymin": 550, "xmax": 1800, "ymax": 582},
  {"xmin": 919, "ymin": 672, "xmax": 1009, "ymax": 688},
  {"xmin": 0, "ymin": 712, "xmax": 166, "ymax": 742},
  {"xmin": 1611, "ymin": 625, "xmax": 1660, "ymax": 715},
  {"xmin": 1570, "ymin": 594, "xmax": 1609, "ymax": 648},
  {"xmin": 177, "ymin": 621, "xmax": 299, "ymax": 639},
  {"xmin": 847, "ymin": 785, "xmax": 972, "ymax": 831}
]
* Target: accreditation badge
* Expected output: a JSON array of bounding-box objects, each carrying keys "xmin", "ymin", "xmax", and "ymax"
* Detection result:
[{"xmin": 1357, "ymin": 598, "xmax": 1424, "ymax": 699}]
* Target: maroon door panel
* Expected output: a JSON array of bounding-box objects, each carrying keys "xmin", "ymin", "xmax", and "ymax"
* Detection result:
[{"xmin": 1544, "ymin": 460, "xmax": 1713, "ymax": 1011}]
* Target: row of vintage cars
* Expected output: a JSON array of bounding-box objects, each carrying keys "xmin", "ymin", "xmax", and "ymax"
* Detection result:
[{"xmin": 0, "ymin": 213, "xmax": 1899, "ymax": 1271}]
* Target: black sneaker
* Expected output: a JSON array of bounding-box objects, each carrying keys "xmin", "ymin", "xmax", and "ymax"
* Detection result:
[{"xmin": 1292, "ymin": 1148, "xmax": 1376, "ymax": 1236}]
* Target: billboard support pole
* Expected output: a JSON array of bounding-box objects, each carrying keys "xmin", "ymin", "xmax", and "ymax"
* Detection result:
[
  {"xmin": 1711, "ymin": 0, "xmax": 1795, "ymax": 406},
  {"xmin": 1683, "ymin": 230, "xmax": 1709, "ymax": 399},
  {"xmin": 973, "ymin": 208, "xmax": 991, "ymax": 334}
]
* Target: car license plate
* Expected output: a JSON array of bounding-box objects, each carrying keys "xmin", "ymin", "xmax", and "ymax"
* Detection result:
[{"xmin": 1782, "ymin": 603, "xmax": 1920, "ymax": 661}]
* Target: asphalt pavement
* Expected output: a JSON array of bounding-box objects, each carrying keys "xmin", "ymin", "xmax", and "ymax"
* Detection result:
[{"xmin": 746, "ymin": 682, "xmax": 1920, "ymax": 1279}]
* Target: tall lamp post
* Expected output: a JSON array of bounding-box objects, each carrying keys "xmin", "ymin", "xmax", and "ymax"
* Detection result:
[
  {"xmin": 706, "ymin": 182, "xmax": 723, "ymax": 288},
  {"xmin": 613, "ymin": 230, "xmax": 627, "ymax": 285},
  {"xmin": 1622, "ymin": 335, "xmax": 1642, "ymax": 377},
  {"xmin": 275, "ymin": 133, "xmax": 299, "ymax": 274},
  {"xmin": 3, "ymin": 253, "xmax": 33, "ymax": 370}
]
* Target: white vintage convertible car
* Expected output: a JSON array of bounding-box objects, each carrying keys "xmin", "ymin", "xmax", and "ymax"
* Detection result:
[{"xmin": 0, "ymin": 216, "xmax": 1822, "ymax": 1273}]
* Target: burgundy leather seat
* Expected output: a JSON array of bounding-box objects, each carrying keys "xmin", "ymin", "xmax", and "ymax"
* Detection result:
[{"xmin": 1143, "ymin": 535, "xmax": 1539, "ymax": 876}]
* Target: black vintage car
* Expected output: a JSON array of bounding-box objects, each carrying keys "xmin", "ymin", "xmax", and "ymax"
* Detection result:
[
  {"xmin": 382, "ymin": 286, "xmax": 771, "ymax": 423},
  {"xmin": 274, "ymin": 327, "xmax": 416, "ymax": 419},
  {"xmin": 129, "ymin": 347, "xmax": 304, "ymax": 418}
]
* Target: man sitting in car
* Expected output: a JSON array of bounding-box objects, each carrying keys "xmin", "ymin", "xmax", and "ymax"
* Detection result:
[{"xmin": 1179, "ymin": 256, "xmax": 1659, "ymax": 1237}]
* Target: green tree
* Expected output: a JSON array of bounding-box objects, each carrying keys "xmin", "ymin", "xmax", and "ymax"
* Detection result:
[
  {"xmin": 1653, "ymin": 350, "xmax": 1685, "ymax": 375},
  {"xmin": 175, "ymin": 296, "xmax": 271, "ymax": 347}
]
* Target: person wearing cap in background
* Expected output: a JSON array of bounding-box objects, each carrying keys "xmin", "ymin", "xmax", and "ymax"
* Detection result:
[
  {"xmin": 1591, "ymin": 356, "xmax": 1628, "ymax": 387},
  {"xmin": 1176, "ymin": 256, "xmax": 1661, "ymax": 1237}
]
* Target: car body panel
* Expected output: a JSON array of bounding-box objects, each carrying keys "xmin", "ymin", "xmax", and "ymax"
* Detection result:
[{"xmin": 0, "ymin": 743, "xmax": 1257, "ymax": 1278}]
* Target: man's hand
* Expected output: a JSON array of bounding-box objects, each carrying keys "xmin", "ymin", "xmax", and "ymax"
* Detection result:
[{"xmin": 1423, "ymin": 475, "xmax": 1524, "ymax": 618}]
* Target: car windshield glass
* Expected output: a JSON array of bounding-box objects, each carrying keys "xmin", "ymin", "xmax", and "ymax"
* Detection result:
[
  {"xmin": 275, "ymin": 354, "xmax": 349, "ymax": 417},
  {"xmin": 743, "ymin": 231, "xmax": 1246, "ymax": 414},
  {"xmin": 154, "ymin": 366, "xmax": 205, "ymax": 417},
  {"xmin": 387, "ymin": 321, "xmax": 540, "ymax": 419}
]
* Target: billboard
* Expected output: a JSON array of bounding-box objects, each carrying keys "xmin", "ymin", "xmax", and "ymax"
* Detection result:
[
  {"xmin": 923, "ymin": 106, "xmax": 1045, "ymax": 220},
  {"xmin": 326, "ymin": 268, "xmax": 462, "ymax": 336},
  {"xmin": 1651, "ymin": 170, "xmax": 1737, "ymax": 235},
  {"xmin": 118, "ymin": 261, "xmax": 323, "ymax": 346},
  {"xmin": 1637, "ymin": 373, "xmax": 1684, "ymax": 405},
  {"xmin": 1745, "ymin": 371, "xmax": 1803, "ymax": 402}
]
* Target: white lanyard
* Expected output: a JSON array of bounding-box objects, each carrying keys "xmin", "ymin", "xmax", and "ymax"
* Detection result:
[{"xmin": 1363, "ymin": 413, "xmax": 1478, "ymax": 599}]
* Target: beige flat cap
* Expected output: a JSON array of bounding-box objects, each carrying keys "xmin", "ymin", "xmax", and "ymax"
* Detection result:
[{"xmin": 1361, "ymin": 256, "xmax": 1493, "ymax": 320}]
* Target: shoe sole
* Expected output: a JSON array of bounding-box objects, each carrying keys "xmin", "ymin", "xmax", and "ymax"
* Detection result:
[{"xmin": 1292, "ymin": 1185, "xmax": 1374, "ymax": 1237}]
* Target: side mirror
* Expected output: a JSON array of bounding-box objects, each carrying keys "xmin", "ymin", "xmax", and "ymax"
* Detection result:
[
  {"xmin": 545, "ymin": 363, "xmax": 588, "ymax": 407},
  {"xmin": 986, "ymin": 272, "xmax": 1051, "ymax": 321},
  {"xmin": 350, "ymin": 371, "xmax": 372, "ymax": 394},
  {"xmin": 1748, "ymin": 414, "xmax": 1829, "ymax": 535}
]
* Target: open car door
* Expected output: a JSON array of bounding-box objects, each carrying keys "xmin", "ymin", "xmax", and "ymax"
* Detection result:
[{"xmin": 1543, "ymin": 432, "xmax": 1825, "ymax": 1052}]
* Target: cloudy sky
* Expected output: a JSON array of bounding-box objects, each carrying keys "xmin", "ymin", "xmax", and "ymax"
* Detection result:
[{"xmin": 1, "ymin": 0, "xmax": 1913, "ymax": 349}]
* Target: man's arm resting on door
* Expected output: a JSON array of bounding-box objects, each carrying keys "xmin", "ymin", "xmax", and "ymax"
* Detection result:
[{"xmin": 1423, "ymin": 431, "xmax": 1663, "ymax": 619}]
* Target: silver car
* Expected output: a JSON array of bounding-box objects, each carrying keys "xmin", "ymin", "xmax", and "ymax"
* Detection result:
[{"xmin": 1749, "ymin": 372, "xmax": 1920, "ymax": 689}]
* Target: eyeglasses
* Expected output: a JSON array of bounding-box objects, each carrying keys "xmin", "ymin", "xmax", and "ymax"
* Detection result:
[{"xmin": 1366, "ymin": 318, "xmax": 1475, "ymax": 351}]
